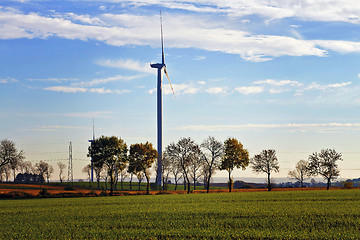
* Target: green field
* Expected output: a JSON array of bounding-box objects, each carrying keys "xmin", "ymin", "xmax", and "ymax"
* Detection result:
[{"xmin": 0, "ymin": 190, "xmax": 359, "ymax": 239}]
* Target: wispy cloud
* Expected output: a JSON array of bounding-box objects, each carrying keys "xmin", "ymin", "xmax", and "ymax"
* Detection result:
[
  {"xmin": 235, "ymin": 86, "xmax": 264, "ymax": 94},
  {"xmin": 193, "ymin": 56, "xmax": 206, "ymax": 61},
  {"xmin": 0, "ymin": 8, "xmax": 347, "ymax": 62},
  {"xmin": 27, "ymin": 78, "xmax": 78, "ymax": 83},
  {"xmin": 149, "ymin": 83, "xmax": 201, "ymax": 95},
  {"xmin": 205, "ymin": 87, "xmax": 228, "ymax": 95},
  {"xmin": 73, "ymin": 74, "xmax": 142, "ymax": 87},
  {"xmin": 44, "ymin": 86, "xmax": 130, "ymax": 94},
  {"xmin": 95, "ymin": 59, "xmax": 154, "ymax": 74},
  {"xmin": 254, "ymin": 79, "xmax": 303, "ymax": 87},
  {"xmin": 0, "ymin": 77, "xmax": 18, "ymax": 84},
  {"xmin": 21, "ymin": 125, "xmax": 91, "ymax": 132}
]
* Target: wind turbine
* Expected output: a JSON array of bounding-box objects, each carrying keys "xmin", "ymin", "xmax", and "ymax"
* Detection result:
[{"xmin": 151, "ymin": 12, "xmax": 175, "ymax": 187}]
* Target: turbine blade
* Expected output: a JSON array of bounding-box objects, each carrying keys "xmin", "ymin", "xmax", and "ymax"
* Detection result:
[
  {"xmin": 164, "ymin": 67, "xmax": 175, "ymax": 97},
  {"xmin": 160, "ymin": 11, "xmax": 165, "ymax": 65}
]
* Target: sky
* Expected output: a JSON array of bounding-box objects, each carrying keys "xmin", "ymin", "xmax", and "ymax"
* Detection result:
[{"xmin": 1, "ymin": 0, "xmax": 360, "ymax": 182}]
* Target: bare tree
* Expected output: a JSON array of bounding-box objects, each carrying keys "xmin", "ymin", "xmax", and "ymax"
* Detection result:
[
  {"xmin": 251, "ymin": 149, "xmax": 280, "ymax": 191},
  {"xmin": 0, "ymin": 139, "xmax": 25, "ymax": 169},
  {"xmin": 35, "ymin": 161, "xmax": 49, "ymax": 184},
  {"xmin": 58, "ymin": 162, "xmax": 66, "ymax": 184},
  {"xmin": 2, "ymin": 165, "xmax": 11, "ymax": 182},
  {"xmin": 188, "ymin": 152, "xmax": 203, "ymax": 190},
  {"xmin": 288, "ymin": 160, "xmax": 311, "ymax": 187},
  {"xmin": 119, "ymin": 166, "xmax": 128, "ymax": 191},
  {"xmin": 23, "ymin": 161, "xmax": 34, "ymax": 174},
  {"xmin": 165, "ymin": 137, "xmax": 201, "ymax": 194},
  {"xmin": 161, "ymin": 153, "xmax": 172, "ymax": 190},
  {"xmin": 45, "ymin": 165, "xmax": 54, "ymax": 183},
  {"xmin": 201, "ymin": 136, "xmax": 223, "ymax": 193},
  {"xmin": 170, "ymin": 161, "xmax": 182, "ymax": 190},
  {"xmin": 308, "ymin": 149, "xmax": 343, "ymax": 190},
  {"xmin": 82, "ymin": 164, "xmax": 91, "ymax": 186}
]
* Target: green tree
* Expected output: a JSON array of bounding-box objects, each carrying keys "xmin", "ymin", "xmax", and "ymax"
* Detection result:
[
  {"xmin": 129, "ymin": 142, "xmax": 157, "ymax": 195},
  {"xmin": 219, "ymin": 138, "xmax": 249, "ymax": 192},
  {"xmin": 308, "ymin": 149, "xmax": 343, "ymax": 190},
  {"xmin": 288, "ymin": 160, "xmax": 311, "ymax": 187},
  {"xmin": 88, "ymin": 136, "xmax": 128, "ymax": 195},
  {"xmin": 251, "ymin": 149, "xmax": 280, "ymax": 191}
]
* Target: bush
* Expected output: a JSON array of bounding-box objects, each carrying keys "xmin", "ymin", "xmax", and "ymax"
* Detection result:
[
  {"xmin": 343, "ymin": 181, "xmax": 354, "ymax": 189},
  {"xmin": 39, "ymin": 188, "xmax": 50, "ymax": 196}
]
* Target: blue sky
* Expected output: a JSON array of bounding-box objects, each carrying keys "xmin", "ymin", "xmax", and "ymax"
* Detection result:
[{"xmin": 1, "ymin": 0, "xmax": 360, "ymax": 181}]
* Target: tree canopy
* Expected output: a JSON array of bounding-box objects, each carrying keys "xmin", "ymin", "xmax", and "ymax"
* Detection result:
[
  {"xmin": 88, "ymin": 136, "xmax": 128, "ymax": 195},
  {"xmin": 219, "ymin": 137, "xmax": 249, "ymax": 192},
  {"xmin": 308, "ymin": 149, "xmax": 342, "ymax": 190},
  {"xmin": 129, "ymin": 142, "xmax": 157, "ymax": 194},
  {"xmin": 251, "ymin": 149, "xmax": 279, "ymax": 191}
]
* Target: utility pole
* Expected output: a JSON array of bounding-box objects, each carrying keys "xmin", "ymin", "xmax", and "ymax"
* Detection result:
[{"xmin": 68, "ymin": 141, "xmax": 73, "ymax": 183}]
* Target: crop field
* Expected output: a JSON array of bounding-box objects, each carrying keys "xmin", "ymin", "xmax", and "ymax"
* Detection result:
[{"xmin": 0, "ymin": 190, "xmax": 359, "ymax": 239}]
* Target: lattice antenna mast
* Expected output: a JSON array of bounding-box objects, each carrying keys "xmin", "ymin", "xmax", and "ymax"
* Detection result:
[{"xmin": 68, "ymin": 141, "xmax": 73, "ymax": 183}]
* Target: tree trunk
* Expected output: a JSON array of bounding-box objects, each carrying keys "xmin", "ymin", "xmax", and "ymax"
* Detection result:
[
  {"xmin": 146, "ymin": 174, "xmax": 150, "ymax": 195},
  {"xmin": 228, "ymin": 171, "xmax": 232, "ymax": 193},
  {"xmin": 206, "ymin": 172, "xmax": 212, "ymax": 193},
  {"xmin": 130, "ymin": 174, "xmax": 133, "ymax": 190},
  {"xmin": 97, "ymin": 179, "xmax": 100, "ymax": 189},
  {"xmin": 121, "ymin": 179, "xmax": 123, "ymax": 191},
  {"xmin": 193, "ymin": 178, "xmax": 196, "ymax": 190},
  {"xmin": 138, "ymin": 180, "xmax": 141, "ymax": 191},
  {"xmin": 175, "ymin": 180, "xmax": 178, "ymax": 190},
  {"xmin": 327, "ymin": 178, "xmax": 331, "ymax": 190},
  {"xmin": 267, "ymin": 173, "xmax": 271, "ymax": 191},
  {"xmin": 110, "ymin": 174, "xmax": 114, "ymax": 195}
]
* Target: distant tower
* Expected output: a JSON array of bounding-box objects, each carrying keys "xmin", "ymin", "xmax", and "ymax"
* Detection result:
[
  {"xmin": 68, "ymin": 141, "xmax": 73, "ymax": 183},
  {"xmin": 88, "ymin": 118, "xmax": 95, "ymax": 182}
]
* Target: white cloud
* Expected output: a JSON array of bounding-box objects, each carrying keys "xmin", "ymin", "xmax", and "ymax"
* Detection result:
[
  {"xmin": 205, "ymin": 87, "xmax": 228, "ymax": 94},
  {"xmin": 148, "ymin": 83, "xmax": 200, "ymax": 95},
  {"xmin": 193, "ymin": 56, "xmax": 206, "ymax": 60},
  {"xmin": 27, "ymin": 77, "xmax": 78, "ymax": 82},
  {"xmin": 306, "ymin": 82, "xmax": 352, "ymax": 91},
  {"xmin": 235, "ymin": 86, "xmax": 263, "ymax": 94},
  {"xmin": 74, "ymin": 74, "xmax": 142, "ymax": 87},
  {"xmin": 122, "ymin": 0, "xmax": 360, "ymax": 24},
  {"xmin": 198, "ymin": 81, "xmax": 206, "ymax": 85},
  {"xmin": 43, "ymin": 86, "xmax": 130, "ymax": 94},
  {"xmin": 254, "ymin": 79, "xmax": 302, "ymax": 87},
  {"xmin": 95, "ymin": 59, "xmax": 154, "ymax": 74},
  {"xmin": 0, "ymin": 77, "xmax": 18, "ymax": 84}
]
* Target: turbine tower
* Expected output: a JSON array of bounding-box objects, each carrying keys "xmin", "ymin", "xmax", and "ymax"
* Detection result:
[{"xmin": 151, "ymin": 12, "xmax": 175, "ymax": 187}]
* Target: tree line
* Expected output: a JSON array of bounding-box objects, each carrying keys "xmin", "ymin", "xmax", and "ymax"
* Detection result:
[
  {"xmin": 1, "ymin": 137, "xmax": 344, "ymax": 192},
  {"xmin": 0, "ymin": 139, "xmax": 67, "ymax": 184},
  {"xmin": 87, "ymin": 135, "xmax": 344, "ymax": 194}
]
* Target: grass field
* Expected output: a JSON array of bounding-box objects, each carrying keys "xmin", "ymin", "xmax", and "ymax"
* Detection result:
[{"xmin": 0, "ymin": 190, "xmax": 359, "ymax": 239}]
